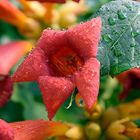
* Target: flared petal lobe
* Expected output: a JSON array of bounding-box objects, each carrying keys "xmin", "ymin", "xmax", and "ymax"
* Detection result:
[
  {"xmin": 0, "ymin": 41, "xmax": 32, "ymax": 75},
  {"xmin": 0, "ymin": 75, "xmax": 13, "ymax": 107},
  {"xmin": 0, "ymin": 119, "xmax": 14, "ymax": 140},
  {"xmin": 12, "ymin": 47, "xmax": 49, "ymax": 82},
  {"xmin": 66, "ymin": 17, "xmax": 102, "ymax": 60},
  {"xmin": 75, "ymin": 58, "xmax": 100, "ymax": 109},
  {"xmin": 10, "ymin": 120, "xmax": 70, "ymax": 140},
  {"xmin": 37, "ymin": 30, "xmax": 67, "ymax": 56},
  {"xmin": 38, "ymin": 76, "xmax": 75, "ymax": 119}
]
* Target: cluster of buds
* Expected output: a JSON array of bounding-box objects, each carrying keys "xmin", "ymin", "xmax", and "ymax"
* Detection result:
[
  {"xmin": 102, "ymin": 99, "xmax": 140, "ymax": 140},
  {"xmin": 70, "ymin": 99, "xmax": 140, "ymax": 140},
  {"xmin": 0, "ymin": 0, "xmax": 88, "ymax": 38}
]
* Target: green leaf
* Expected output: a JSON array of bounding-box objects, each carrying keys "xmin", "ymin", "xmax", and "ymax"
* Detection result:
[
  {"xmin": 133, "ymin": 119, "xmax": 140, "ymax": 128},
  {"xmin": 94, "ymin": 0, "xmax": 140, "ymax": 76},
  {"xmin": 12, "ymin": 83, "xmax": 48, "ymax": 120},
  {"xmin": 0, "ymin": 101, "xmax": 24, "ymax": 122}
]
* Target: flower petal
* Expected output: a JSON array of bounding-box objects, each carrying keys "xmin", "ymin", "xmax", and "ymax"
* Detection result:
[
  {"xmin": 38, "ymin": 76, "xmax": 75, "ymax": 120},
  {"xmin": 10, "ymin": 120, "xmax": 70, "ymax": 140},
  {"xmin": 12, "ymin": 47, "xmax": 49, "ymax": 82},
  {"xmin": 0, "ymin": 0, "xmax": 28, "ymax": 28},
  {"xmin": 37, "ymin": 30, "xmax": 67, "ymax": 56},
  {"xmin": 66, "ymin": 17, "xmax": 101, "ymax": 60},
  {"xmin": 130, "ymin": 68, "xmax": 140, "ymax": 79},
  {"xmin": 0, "ymin": 41, "xmax": 32, "ymax": 75},
  {"xmin": 75, "ymin": 58, "xmax": 100, "ymax": 109},
  {"xmin": 0, "ymin": 75, "xmax": 13, "ymax": 107},
  {"xmin": 0, "ymin": 119, "xmax": 14, "ymax": 140}
]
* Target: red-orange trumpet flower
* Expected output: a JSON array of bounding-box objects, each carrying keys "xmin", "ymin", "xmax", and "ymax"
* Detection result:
[
  {"xmin": 12, "ymin": 18, "xmax": 102, "ymax": 120},
  {"xmin": 0, "ymin": 41, "xmax": 32, "ymax": 107},
  {"xmin": 0, "ymin": 119, "xmax": 70, "ymax": 140},
  {"xmin": 117, "ymin": 68, "xmax": 140, "ymax": 100}
]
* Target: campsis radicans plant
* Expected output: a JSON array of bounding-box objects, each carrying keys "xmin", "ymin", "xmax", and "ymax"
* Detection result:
[{"xmin": 12, "ymin": 17, "xmax": 101, "ymax": 120}]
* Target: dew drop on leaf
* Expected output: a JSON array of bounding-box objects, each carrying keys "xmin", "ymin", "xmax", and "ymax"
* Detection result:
[
  {"xmin": 102, "ymin": 34, "xmax": 112, "ymax": 43},
  {"xmin": 113, "ymin": 48, "xmax": 122, "ymax": 57},
  {"xmin": 125, "ymin": 4, "xmax": 132, "ymax": 10},
  {"xmin": 108, "ymin": 17, "xmax": 116, "ymax": 25},
  {"xmin": 117, "ymin": 10, "xmax": 126, "ymax": 20},
  {"xmin": 130, "ymin": 42, "xmax": 137, "ymax": 48},
  {"xmin": 112, "ymin": 30, "xmax": 119, "ymax": 36},
  {"xmin": 131, "ymin": 31, "xmax": 140, "ymax": 38}
]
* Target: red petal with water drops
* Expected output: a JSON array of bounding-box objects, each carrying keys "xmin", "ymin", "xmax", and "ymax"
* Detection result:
[
  {"xmin": 12, "ymin": 47, "xmax": 49, "ymax": 82},
  {"xmin": 12, "ymin": 17, "xmax": 102, "ymax": 119},
  {"xmin": 66, "ymin": 17, "xmax": 102, "ymax": 60},
  {"xmin": 37, "ymin": 30, "xmax": 67, "ymax": 55},
  {"xmin": 75, "ymin": 58, "xmax": 100, "ymax": 109},
  {"xmin": 0, "ymin": 41, "xmax": 32, "ymax": 75},
  {"xmin": 0, "ymin": 119, "xmax": 14, "ymax": 140},
  {"xmin": 10, "ymin": 120, "xmax": 70, "ymax": 140},
  {"xmin": 0, "ymin": 75, "xmax": 13, "ymax": 107},
  {"xmin": 38, "ymin": 76, "xmax": 75, "ymax": 120}
]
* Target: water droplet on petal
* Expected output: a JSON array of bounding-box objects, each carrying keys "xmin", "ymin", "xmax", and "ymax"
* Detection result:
[
  {"xmin": 108, "ymin": 17, "xmax": 116, "ymax": 25},
  {"xmin": 46, "ymin": 59, "xmax": 49, "ymax": 63},
  {"xmin": 75, "ymin": 93, "xmax": 85, "ymax": 108},
  {"xmin": 77, "ymin": 66, "xmax": 82, "ymax": 71},
  {"xmin": 25, "ymin": 72, "xmax": 29, "ymax": 75},
  {"xmin": 117, "ymin": 10, "xmax": 126, "ymax": 20},
  {"xmin": 91, "ymin": 71, "xmax": 96, "ymax": 77},
  {"xmin": 66, "ymin": 75, "xmax": 72, "ymax": 78}
]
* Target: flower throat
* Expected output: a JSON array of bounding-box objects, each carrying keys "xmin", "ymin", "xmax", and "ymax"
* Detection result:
[{"xmin": 50, "ymin": 46, "xmax": 83, "ymax": 76}]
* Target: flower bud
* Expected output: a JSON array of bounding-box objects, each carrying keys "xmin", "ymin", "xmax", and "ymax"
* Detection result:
[
  {"xmin": 106, "ymin": 118, "xmax": 129, "ymax": 140},
  {"xmin": 85, "ymin": 122, "xmax": 101, "ymax": 140},
  {"xmin": 19, "ymin": 18, "xmax": 41, "ymax": 38},
  {"xmin": 102, "ymin": 107, "xmax": 120, "ymax": 128},
  {"xmin": 65, "ymin": 125, "xmax": 84, "ymax": 139},
  {"xmin": 85, "ymin": 103, "xmax": 102, "ymax": 120}
]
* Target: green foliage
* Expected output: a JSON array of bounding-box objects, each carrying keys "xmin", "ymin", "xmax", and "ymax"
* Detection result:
[
  {"xmin": 133, "ymin": 119, "xmax": 140, "ymax": 128},
  {"xmin": 95, "ymin": 0, "xmax": 140, "ymax": 76},
  {"xmin": 0, "ymin": 101, "xmax": 24, "ymax": 122}
]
